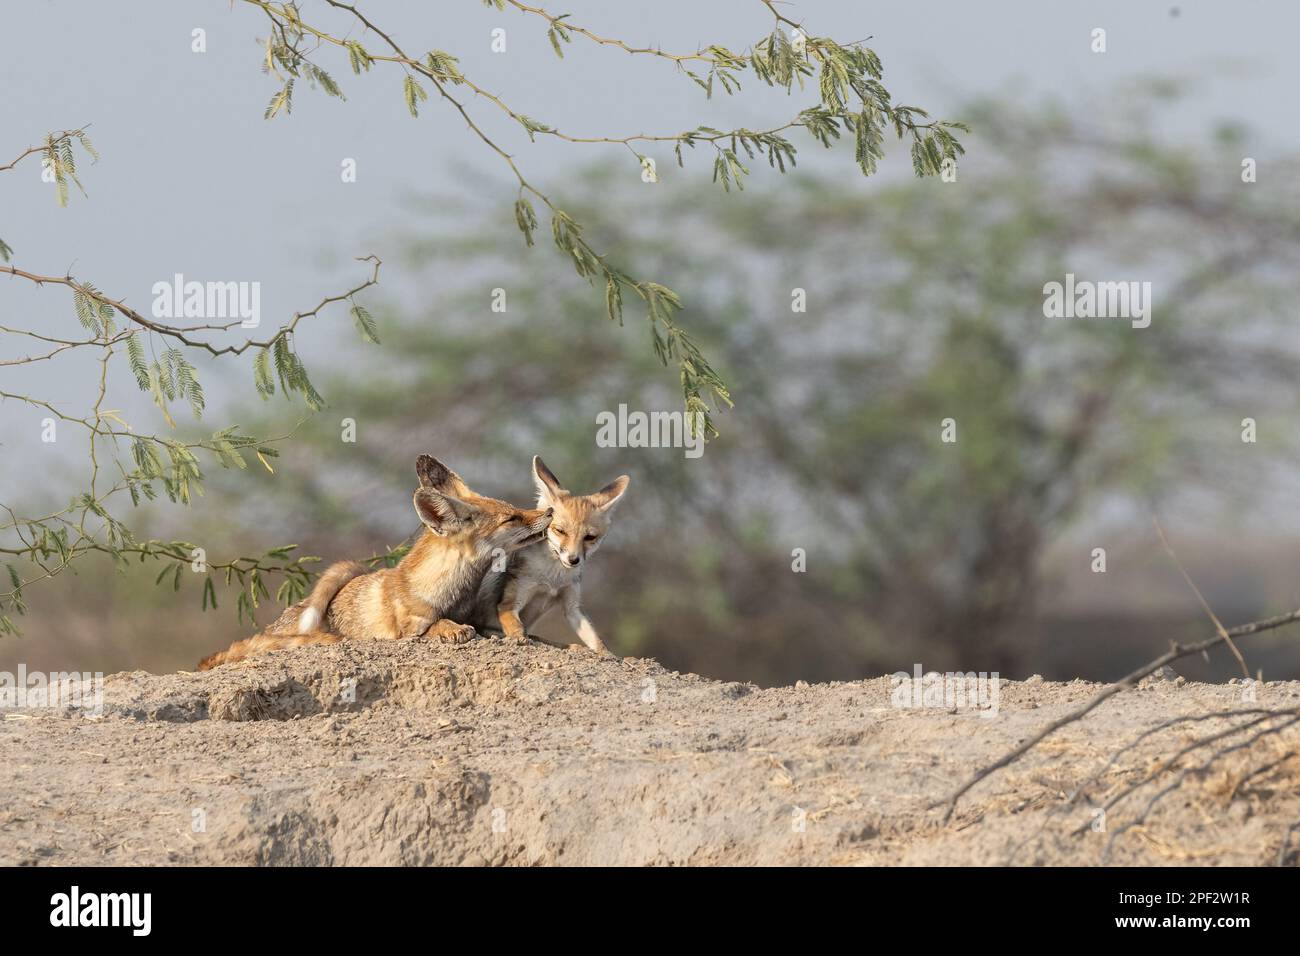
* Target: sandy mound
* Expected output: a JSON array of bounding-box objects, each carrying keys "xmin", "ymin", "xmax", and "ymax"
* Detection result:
[{"xmin": 3, "ymin": 637, "xmax": 1298, "ymax": 865}]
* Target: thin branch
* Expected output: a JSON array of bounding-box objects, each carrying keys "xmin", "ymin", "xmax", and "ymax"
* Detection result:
[
  {"xmin": 501, "ymin": 1, "xmax": 718, "ymax": 65},
  {"xmin": 1153, "ymin": 515, "xmax": 1250, "ymax": 679},
  {"xmin": 937, "ymin": 604, "xmax": 1300, "ymax": 823},
  {"xmin": 0, "ymin": 126, "xmax": 90, "ymax": 173},
  {"xmin": 0, "ymin": 255, "xmax": 381, "ymax": 357}
]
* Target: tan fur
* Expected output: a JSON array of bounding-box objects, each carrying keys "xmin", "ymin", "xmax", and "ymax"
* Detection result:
[
  {"xmin": 196, "ymin": 455, "xmax": 551, "ymax": 670},
  {"xmin": 195, "ymin": 560, "xmax": 364, "ymax": 670},
  {"xmin": 471, "ymin": 456, "xmax": 628, "ymax": 655}
]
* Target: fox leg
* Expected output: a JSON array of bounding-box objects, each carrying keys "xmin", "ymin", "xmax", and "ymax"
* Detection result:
[
  {"xmin": 561, "ymin": 586, "xmax": 610, "ymax": 655},
  {"xmin": 497, "ymin": 577, "xmax": 538, "ymax": 644},
  {"xmin": 392, "ymin": 603, "xmax": 436, "ymax": 641},
  {"xmin": 425, "ymin": 618, "xmax": 476, "ymax": 644},
  {"xmin": 385, "ymin": 592, "xmax": 473, "ymax": 643}
]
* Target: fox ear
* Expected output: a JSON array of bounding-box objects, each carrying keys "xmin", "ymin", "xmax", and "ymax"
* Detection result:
[
  {"xmin": 590, "ymin": 474, "xmax": 630, "ymax": 513},
  {"xmin": 413, "ymin": 488, "xmax": 478, "ymax": 536},
  {"xmin": 416, "ymin": 454, "xmax": 471, "ymax": 497},
  {"xmin": 532, "ymin": 455, "xmax": 565, "ymax": 505},
  {"xmin": 416, "ymin": 454, "xmax": 452, "ymax": 488}
]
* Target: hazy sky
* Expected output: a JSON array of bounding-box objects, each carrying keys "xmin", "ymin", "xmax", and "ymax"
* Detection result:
[{"xmin": 3, "ymin": 0, "xmax": 1299, "ymax": 466}]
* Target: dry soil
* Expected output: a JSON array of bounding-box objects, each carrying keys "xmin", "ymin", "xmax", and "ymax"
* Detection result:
[{"xmin": 3, "ymin": 637, "xmax": 1298, "ymax": 865}]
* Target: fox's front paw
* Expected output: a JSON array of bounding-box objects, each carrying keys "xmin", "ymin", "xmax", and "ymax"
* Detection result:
[
  {"xmin": 508, "ymin": 631, "xmax": 535, "ymax": 646},
  {"xmin": 429, "ymin": 620, "xmax": 476, "ymax": 645},
  {"xmin": 400, "ymin": 617, "xmax": 435, "ymax": 641}
]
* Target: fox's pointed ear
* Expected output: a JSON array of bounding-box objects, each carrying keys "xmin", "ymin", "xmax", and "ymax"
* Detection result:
[
  {"xmin": 416, "ymin": 454, "xmax": 452, "ymax": 488},
  {"xmin": 413, "ymin": 488, "xmax": 478, "ymax": 536},
  {"xmin": 590, "ymin": 474, "xmax": 630, "ymax": 513},
  {"xmin": 532, "ymin": 455, "xmax": 565, "ymax": 505},
  {"xmin": 416, "ymin": 454, "xmax": 471, "ymax": 497}
]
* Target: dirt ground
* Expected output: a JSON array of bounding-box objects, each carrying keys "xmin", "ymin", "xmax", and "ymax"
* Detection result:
[{"xmin": 3, "ymin": 636, "xmax": 1298, "ymax": 866}]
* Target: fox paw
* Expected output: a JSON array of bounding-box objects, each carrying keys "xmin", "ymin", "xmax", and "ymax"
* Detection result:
[{"xmin": 430, "ymin": 621, "xmax": 476, "ymax": 645}]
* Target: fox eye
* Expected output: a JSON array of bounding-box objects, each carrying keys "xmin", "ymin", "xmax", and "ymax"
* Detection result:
[{"xmin": 583, "ymin": 534, "xmax": 597, "ymax": 542}]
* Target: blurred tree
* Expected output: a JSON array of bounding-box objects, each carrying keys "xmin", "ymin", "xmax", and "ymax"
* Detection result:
[{"xmin": 205, "ymin": 86, "xmax": 1300, "ymax": 685}]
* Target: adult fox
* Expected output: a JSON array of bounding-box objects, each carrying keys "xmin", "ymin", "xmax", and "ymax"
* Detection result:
[{"xmin": 196, "ymin": 455, "xmax": 552, "ymax": 669}]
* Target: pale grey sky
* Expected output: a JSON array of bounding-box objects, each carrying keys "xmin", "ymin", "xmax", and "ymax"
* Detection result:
[{"xmin": 3, "ymin": 0, "xmax": 1298, "ymax": 476}]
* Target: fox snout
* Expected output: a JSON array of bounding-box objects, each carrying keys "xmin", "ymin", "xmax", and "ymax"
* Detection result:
[{"xmin": 547, "ymin": 535, "xmax": 583, "ymax": 567}]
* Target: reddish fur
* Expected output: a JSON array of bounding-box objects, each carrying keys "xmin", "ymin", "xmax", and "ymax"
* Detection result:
[{"xmin": 196, "ymin": 456, "xmax": 551, "ymax": 671}]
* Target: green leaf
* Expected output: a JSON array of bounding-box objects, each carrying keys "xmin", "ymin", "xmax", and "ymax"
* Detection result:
[
  {"xmin": 173, "ymin": 353, "xmax": 205, "ymax": 418},
  {"xmin": 264, "ymin": 80, "xmax": 294, "ymax": 119},
  {"xmin": 513, "ymin": 197, "xmax": 538, "ymax": 247},
  {"xmin": 253, "ymin": 347, "xmax": 275, "ymax": 397},
  {"xmin": 148, "ymin": 363, "xmax": 176, "ymax": 429},
  {"xmin": 271, "ymin": 334, "xmax": 324, "ymax": 410},
  {"xmin": 307, "ymin": 63, "xmax": 344, "ymax": 99},
  {"xmin": 403, "ymin": 74, "xmax": 427, "ymax": 117},
  {"xmin": 547, "ymin": 24, "xmax": 569, "ymax": 58},
  {"xmin": 345, "ymin": 40, "xmax": 373, "ymax": 74},
  {"xmin": 350, "ymin": 301, "xmax": 380, "ymax": 344},
  {"xmin": 424, "ymin": 50, "xmax": 463, "ymax": 84},
  {"xmin": 73, "ymin": 290, "xmax": 99, "ymax": 335},
  {"xmin": 125, "ymin": 332, "xmax": 150, "ymax": 391},
  {"xmin": 517, "ymin": 114, "xmax": 554, "ymax": 143},
  {"xmin": 604, "ymin": 273, "xmax": 624, "ymax": 325},
  {"xmin": 75, "ymin": 131, "xmax": 99, "ymax": 162},
  {"xmin": 97, "ymin": 301, "xmax": 115, "ymax": 335}
]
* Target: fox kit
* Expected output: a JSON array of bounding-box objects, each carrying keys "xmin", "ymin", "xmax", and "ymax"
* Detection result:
[
  {"xmin": 473, "ymin": 456, "xmax": 628, "ymax": 654},
  {"xmin": 197, "ymin": 455, "xmax": 552, "ymax": 670}
]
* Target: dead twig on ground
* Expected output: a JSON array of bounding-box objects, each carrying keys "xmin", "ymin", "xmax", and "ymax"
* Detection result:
[{"xmin": 938, "ymin": 609, "xmax": 1300, "ymax": 824}]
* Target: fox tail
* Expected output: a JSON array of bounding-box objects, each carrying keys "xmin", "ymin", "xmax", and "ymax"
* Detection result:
[
  {"xmin": 196, "ymin": 560, "xmax": 367, "ymax": 671},
  {"xmin": 196, "ymin": 631, "xmax": 344, "ymax": 671},
  {"xmin": 294, "ymin": 560, "xmax": 368, "ymax": 632}
]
